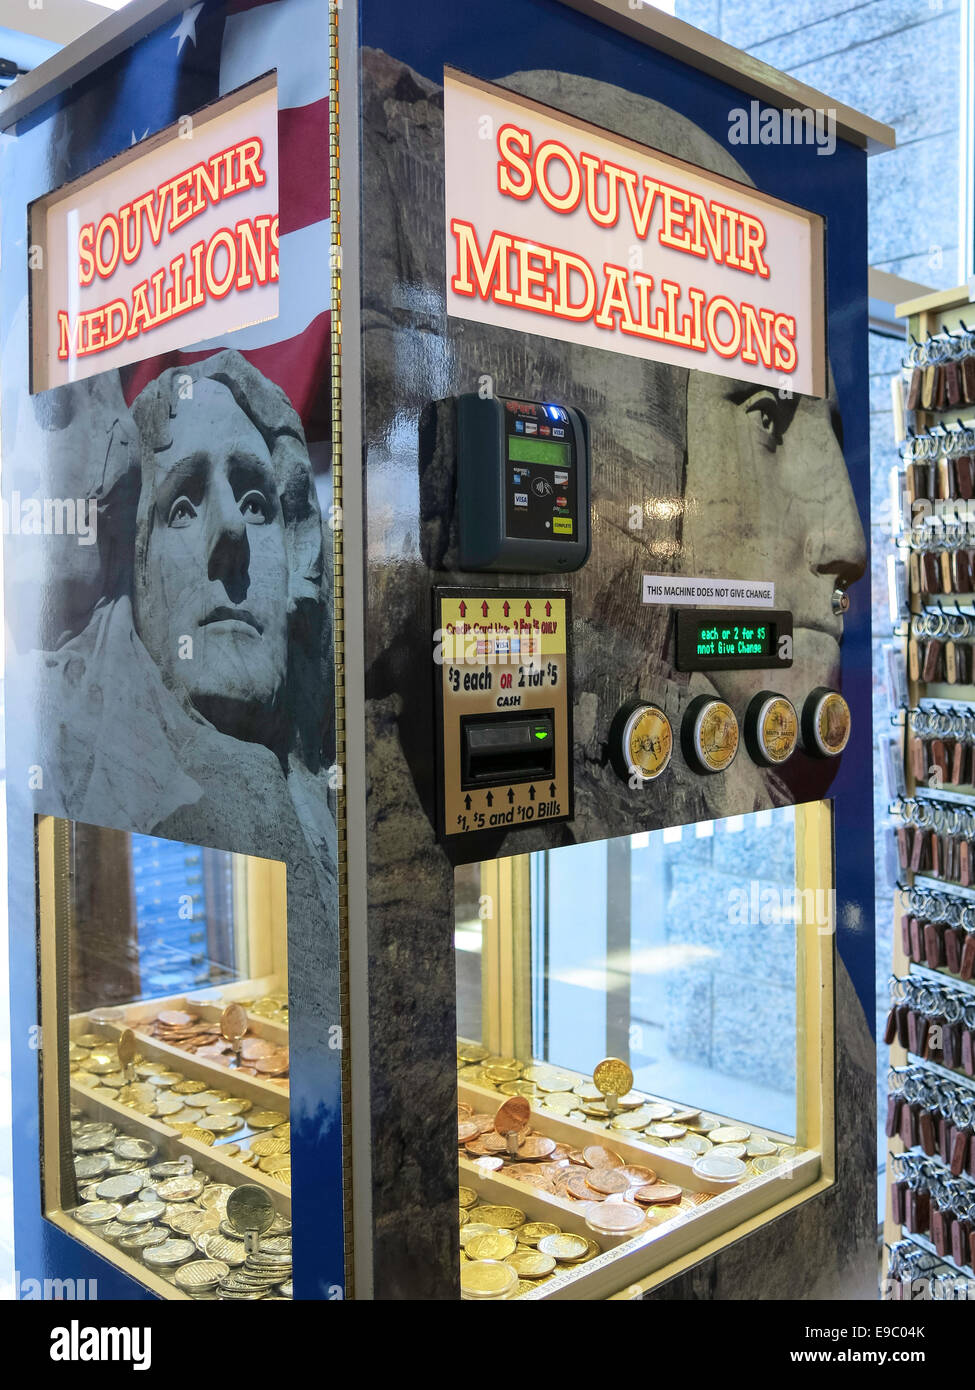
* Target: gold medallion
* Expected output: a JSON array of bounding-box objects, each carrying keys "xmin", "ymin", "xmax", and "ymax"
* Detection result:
[
  {"xmin": 750, "ymin": 1154, "xmax": 784, "ymax": 1174},
  {"xmin": 811, "ymin": 690, "xmax": 851, "ymax": 756},
  {"xmin": 466, "ymin": 1229, "xmax": 517, "ymax": 1260},
  {"xmin": 517, "ymin": 1221, "xmax": 560, "ymax": 1245},
  {"xmin": 613, "ymin": 701, "xmax": 674, "ymax": 784},
  {"xmin": 592, "ymin": 1057, "xmax": 633, "ymax": 1099},
  {"xmin": 708, "ymin": 1125, "xmax": 750, "ymax": 1145},
  {"xmin": 469, "ymin": 1204, "xmax": 525, "ymax": 1229},
  {"xmin": 536, "ymin": 1232, "xmax": 588, "ymax": 1261},
  {"xmin": 460, "ymin": 1260, "xmax": 518, "ymax": 1298},
  {"xmin": 683, "ymin": 696, "xmax": 739, "ymax": 774},
  {"xmin": 745, "ymin": 692, "xmax": 798, "ymax": 766},
  {"xmin": 507, "ymin": 1250, "xmax": 556, "ymax": 1278},
  {"xmin": 248, "ymin": 1110, "xmax": 288, "ymax": 1129},
  {"xmin": 250, "ymin": 1136, "xmax": 290, "ymax": 1157}
]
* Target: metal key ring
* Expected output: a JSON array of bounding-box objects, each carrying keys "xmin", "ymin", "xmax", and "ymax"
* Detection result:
[{"xmin": 944, "ymin": 993, "xmax": 964, "ymax": 1024}]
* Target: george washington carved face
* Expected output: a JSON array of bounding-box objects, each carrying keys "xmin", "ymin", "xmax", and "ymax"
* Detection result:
[
  {"xmin": 129, "ymin": 339, "xmax": 336, "ymax": 757},
  {"xmin": 134, "ymin": 377, "xmax": 290, "ymax": 740}
]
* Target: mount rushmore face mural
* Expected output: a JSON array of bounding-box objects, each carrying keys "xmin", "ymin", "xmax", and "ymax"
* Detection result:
[{"xmin": 5, "ymin": 350, "xmax": 338, "ymax": 996}]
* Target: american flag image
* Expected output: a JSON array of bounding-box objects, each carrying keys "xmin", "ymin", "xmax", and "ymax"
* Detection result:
[{"xmin": 47, "ymin": 0, "xmax": 332, "ymax": 446}]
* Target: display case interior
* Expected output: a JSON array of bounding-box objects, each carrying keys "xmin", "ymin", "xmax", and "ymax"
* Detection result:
[
  {"xmin": 455, "ymin": 801, "xmax": 835, "ymax": 1298},
  {"xmin": 37, "ymin": 816, "xmax": 293, "ymax": 1299}
]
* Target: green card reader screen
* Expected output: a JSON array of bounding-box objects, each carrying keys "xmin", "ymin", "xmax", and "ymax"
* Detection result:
[{"xmin": 508, "ymin": 437, "xmax": 572, "ymax": 467}]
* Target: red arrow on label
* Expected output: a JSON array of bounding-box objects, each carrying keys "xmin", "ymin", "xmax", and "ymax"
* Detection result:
[
  {"xmin": 502, "ymin": 601, "xmax": 510, "ymax": 617},
  {"xmin": 481, "ymin": 600, "xmax": 489, "ymax": 618},
  {"xmin": 524, "ymin": 600, "xmax": 532, "ymax": 616},
  {"xmin": 459, "ymin": 601, "xmax": 466, "ymax": 617},
  {"xmin": 545, "ymin": 601, "xmax": 552, "ymax": 616}
]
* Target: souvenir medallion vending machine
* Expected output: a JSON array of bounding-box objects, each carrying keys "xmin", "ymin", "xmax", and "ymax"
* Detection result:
[
  {"xmin": 338, "ymin": 0, "xmax": 891, "ymax": 1301},
  {"xmin": 1, "ymin": 0, "xmax": 892, "ymax": 1300}
]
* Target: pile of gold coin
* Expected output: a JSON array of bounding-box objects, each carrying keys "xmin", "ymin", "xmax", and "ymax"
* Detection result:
[
  {"xmin": 236, "ymin": 1123, "xmax": 291, "ymax": 1184},
  {"xmin": 459, "ymin": 1189, "xmax": 604, "ymax": 1298},
  {"xmin": 143, "ymin": 1010, "xmax": 289, "ymax": 1080},
  {"xmin": 224, "ymin": 992, "xmax": 289, "ymax": 1027},
  {"xmin": 70, "ymin": 1037, "xmax": 291, "ymax": 1187},
  {"xmin": 69, "ymin": 1107, "xmax": 292, "ymax": 1300},
  {"xmin": 456, "ymin": 1042, "xmax": 800, "ymax": 1178}
]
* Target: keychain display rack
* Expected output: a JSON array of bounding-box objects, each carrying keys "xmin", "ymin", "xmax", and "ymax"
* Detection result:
[{"xmin": 883, "ymin": 284, "xmax": 975, "ymax": 1295}]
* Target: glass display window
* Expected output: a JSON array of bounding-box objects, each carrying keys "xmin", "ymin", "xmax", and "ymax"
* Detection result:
[
  {"xmin": 37, "ymin": 816, "xmax": 292, "ymax": 1299},
  {"xmin": 456, "ymin": 802, "xmax": 835, "ymax": 1299}
]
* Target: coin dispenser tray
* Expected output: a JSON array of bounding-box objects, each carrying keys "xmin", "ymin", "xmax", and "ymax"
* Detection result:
[
  {"xmin": 458, "ymin": 1080, "xmax": 820, "ymax": 1299},
  {"xmin": 68, "ymin": 1086, "xmax": 291, "ymax": 1217},
  {"xmin": 71, "ymin": 1010, "xmax": 288, "ymax": 1111},
  {"xmin": 116, "ymin": 984, "xmax": 289, "ymax": 1045},
  {"xmin": 70, "ymin": 1018, "xmax": 291, "ymax": 1197}
]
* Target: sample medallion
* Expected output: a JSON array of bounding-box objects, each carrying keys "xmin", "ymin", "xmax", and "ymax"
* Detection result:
[
  {"xmin": 592, "ymin": 1057, "xmax": 634, "ymax": 1099},
  {"xmin": 681, "ymin": 695, "xmax": 739, "ymax": 774},
  {"xmin": 609, "ymin": 699, "xmax": 674, "ymax": 785},
  {"xmin": 226, "ymin": 1184, "xmax": 274, "ymax": 1235},
  {"xmin": 801, "ymin": 687, "xmax": 851, "ymax": 757},
  {"xmin": 744, "ymin": 691, "xmax": 798, "ymax": 767}
]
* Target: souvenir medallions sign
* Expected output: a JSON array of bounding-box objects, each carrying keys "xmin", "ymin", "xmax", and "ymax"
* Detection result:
[
  {"xmin": 30, "ymin": 73, "xmax": 279, "ymax": 391},
  {"xmin": 444, "ymin": 69, "xmax": 825, "ymax": 396}
]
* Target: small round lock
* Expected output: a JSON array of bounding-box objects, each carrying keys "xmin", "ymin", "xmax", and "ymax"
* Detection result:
[
  {"xmin": 744, "ymin": 691, "xmax": 799, "ymax": 767},
  {"xmin": 609, "ymin": 699, "xmax": 673, "ymax": 785},
  {"xmin": 680, "ymin": 695, "xmax": 739, "ymax": 775},
  {"xmin": 831, "ymin": 583, "xmax": 851, "ymax": 617},
  {"xmin": 801, "ymin": 687, "xmax": 851, "ymax": 757}
]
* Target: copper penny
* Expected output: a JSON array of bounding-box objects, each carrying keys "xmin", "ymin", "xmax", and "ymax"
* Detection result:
[
  {"xmin": 632, "ymin": 1181, "xmax": 683, "ymax": 1206},
  {"xmin": 241, "ymin": 1038, "xmax": 278, "ymax": 1060},
  {"xmin": 586, "ymin": 1168, "xmax": 631, "ymax": 1195},
  {"xmin": 221, "ymin": 1003, "xmax": 247, "ymax": 1041},
  {"xmin": 584, "ymin": 1200, "xmax": 645, "ymax": 1233},
  {"xmin": 516, "ymin": 1135, "xmax": 556, "ymax": 1160},
  {"xmin": 583, "ymin": 1145, "xmax": 624, "ymax": 1170},
  {"xmin": 494, "ymin": 1096, "xmax": 531, "ymax": 1136},
  {"xmin": 506, "ymin": 1170, "xmax": 552, "ymax": 1190},
  {"xmin": 458, "ymin": 1121, "xmax": 479, "ymax": 1143},
  {"xmin": 566, "ymin": 1172, "xmax": 604, "ymax": 1201},
  {"xmin": 158, "ymin": 1010, "xmax": 196, "ymax": 1027},
  {"xmin": 253, "ymin": 1052, "xmax": 290, "ymax": 1076},
  {"xmin": 618, "ymin": 1165, "xmax": 657, "ymax": 1187}
]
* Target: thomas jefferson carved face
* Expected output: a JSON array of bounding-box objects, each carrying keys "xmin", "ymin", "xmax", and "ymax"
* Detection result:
[{"xmin": 134, "ymin": 378, "xmax": 289, "ymax": 741}]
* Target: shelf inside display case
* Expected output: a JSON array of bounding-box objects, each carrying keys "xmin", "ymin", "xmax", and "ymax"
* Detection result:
[
  {"xmin": 456, "ymin": 1065, "xmax": 819, "ymax": 1299},
  {"xmin": 61, "ymin": 1090, "xmax": 293, "ymax": 1300},
  {"xmin": 38, "ymin": 816, "xmax": 294, "ymax": 1300},
  {"xmin": 454, "ymin": 802, "xmax": 834, "ymax": 1298},
  {"xmin": 69, "ymin": 1016, "xmax": 291, "ymax": 1193}
]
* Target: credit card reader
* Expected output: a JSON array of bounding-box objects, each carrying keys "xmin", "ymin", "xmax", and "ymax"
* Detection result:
[{"xmin": 456, "ymin": 394, "xmax": 591, "ymax": 572}]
